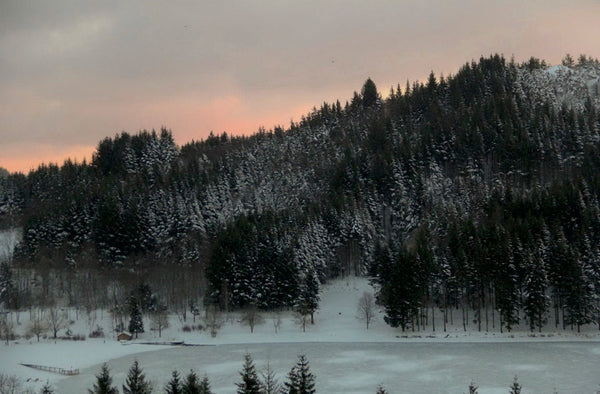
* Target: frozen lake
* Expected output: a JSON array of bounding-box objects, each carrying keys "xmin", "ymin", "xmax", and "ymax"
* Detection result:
[{"xmin": 56, "ymin": 340, "xmax": 600, "ymax": 393}]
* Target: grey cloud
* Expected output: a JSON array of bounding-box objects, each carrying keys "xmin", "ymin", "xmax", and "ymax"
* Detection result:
[{"xmin": 1, "ymin": 0, "xmax": 600, "ymax": 172}]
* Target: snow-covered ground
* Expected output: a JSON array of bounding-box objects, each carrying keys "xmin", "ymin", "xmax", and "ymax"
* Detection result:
[{"xmin": 2, "ymin": 277, "xmax": 600, "ymax": 393}]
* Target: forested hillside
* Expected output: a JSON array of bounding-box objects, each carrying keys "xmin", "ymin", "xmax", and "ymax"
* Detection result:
[{"xmin": 2, "ymin": 54, "xmax": 600, "ymax": 332}]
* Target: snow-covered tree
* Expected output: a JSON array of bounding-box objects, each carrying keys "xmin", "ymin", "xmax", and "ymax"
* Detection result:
[
  {"xmin": 128, "ymin": 297, "xmax": 144, "ymax": 338},
  {"xmin": 122, "ymin": 360, "xmax": 152, "ymax": 394},
  {"xmin": 88, "ymin": 363, "xmax": 118, "ymax": 394},
  {"xmin": 509, "ymin": 375, "xmax": 522, "ymax": 394},
  {"xmin": 282, "ymin": 355, "xmax": 315, "ymax": 394},
  {"xmin": 182, "ymin": 370, "xmax": 201, "ymax": 393},
  {"xmin": 260, "ymin": 361, "xmax": 281, "ymax": 394},
  {"xmin": 199, "ymin": 376, "xmax": 212, "ymax": 394},
  {"xmin": 236, "ymin": 354, "xmax": 261, "ymax": 394},
  {"xmin": 295, "ymin": 272, "xmax": 320, "ymax": 325},
  {"xmin": 164, "ymin": 370, "xmax": 182, "ymax": 394}
]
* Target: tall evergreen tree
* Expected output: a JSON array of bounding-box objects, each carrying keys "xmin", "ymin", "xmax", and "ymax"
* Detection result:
[
  {"xmin": 236, "ymin": 354, "xmax": 261, "ymax": 394},
  {"xmin": 198, "ymin": 376, "xmax": 212, "ymax": 394},
  {"xmin": 122, "ymin": 360, "xmax": 152, "ymax": 394},
  {"xmin": 0, "ymin": 262, "xmax": 16, "ymax": 310},
  {"xmin": 283, "ymin": 355, "xmax": 315, "ymax": 394},
  {"xmin": 361, "ymin": 78, "xmax": 379, "ymax": 108},
  {"xmin": 165, "ymin": 370, "xmax": 182, "ymax": 394},
  {"xmin": 128, "ymin": 297, "xmax": 144, "ymax": 338},
  {"xmin": 182, "ymin": 370, "xmax": 200, "ymax": 394},
  {"xmin": 468, "ymin": 381, "xmax": 478, "ymax": 394},
  {"xmin": 523, "ymin": 246, "xmax": 549, "ymax": 332},
  {"xmin": 509, "ymin": 375, "xmax": 522, "ymax": 394},
  {"xmin": 296, "ymin": 272, "xmax": 320, "ymax": 325},
  {"xmin": 88, "ymin": 363, "xmax": 119, "ymax": 394},
  {"xmin": 375, "ymin": 384, "xmax": 388, "ymax": 394},
  {"xmin": 260, "ymin": 361, "xmax": 281, "ymax": 394}
]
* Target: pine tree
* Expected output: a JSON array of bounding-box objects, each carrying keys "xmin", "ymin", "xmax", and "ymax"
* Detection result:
[
  {"xmin": 40, "ymin": 383, "xmax": 55, "ymax": 394},
  {"xmin": 182, "ymin": 370, "xmax": 200, "ymax": 394},
  {"xmin": 88, "ymin": 363, "xmax": 119, "ymax": 394},
  {"xmin": 283, "ymin": 365, "xmax": 300, "ymax": 394},
  {"xmin": 236, "ymin": 353, "xmax": 261, "ymax": 394},
  {"xmin": 0, "ymin": 262, "xmax": 16, "ymax": 309},
  {"xmin": 122, "ymin": 360, "xmax": 152, "ymax": 394},
  {"xmin": 361, "ymin": 78, "xmax": 379, "ymax": 108},
  {"xmin": 296, "ymin": 272, "xmax": 320, "ymax": 325},
  {"xmin": 259, "ymin": 361, "xmax": 281, "ymax": 394},
  {"xmin": 128, "ymin": 297, "xmax": 144, "ymax": 338},
  {"xmin": 283, "ymin": 355, "xmax": 315, "ymax": 394},
  {"xmin": 198, "ymin": 376, "xmax": 212, "ymax": 394},
  {"xmin": 375, "ymin": 384, "xmax": 388, "ymax": 394},
  {"xmin": 165, "ymin": 370, "xmax": 182, "ymax": 394},
  {"xmin": 523, "ymin": 246, "xmax": 549, "ymax": 332},
  {"xmin": 509, "ymin": 375, "xmax": 522, "ymax": 394},
  {"xmin": 468, "ymin": 381, "xmax": 478, "ymax": 394}
]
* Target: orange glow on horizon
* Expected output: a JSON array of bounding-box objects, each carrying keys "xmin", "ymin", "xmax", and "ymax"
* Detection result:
[
  {"xmin": 1, "ymin": 145, "xmax": 97, "ymax": 174},
  {"xmin": 1, "ymin": 104, "xmax": 313, "ymax": 175}
]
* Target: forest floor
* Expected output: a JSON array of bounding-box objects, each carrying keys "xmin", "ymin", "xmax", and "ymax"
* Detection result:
[{"xmin": 2, "ymin": 277, "xmax": 600, "ymax": 393}]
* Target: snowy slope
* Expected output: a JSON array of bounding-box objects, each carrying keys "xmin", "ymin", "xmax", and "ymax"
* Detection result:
[{"xmin": 517, "ymin": 63, "xmax": 600, "ymax": 111}]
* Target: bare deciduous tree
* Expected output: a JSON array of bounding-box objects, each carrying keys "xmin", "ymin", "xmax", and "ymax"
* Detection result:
[
  {"xmin": 0, "ymin": 317, "xmax": 15, "ymax": 345},
  {"xmin": 357, "ymin": 292, "xmax": 376, "ymax": 329},
  {"xmin": 27, "ymin": 312, "xmax": 48, "ymax": 342},
  {"xmin": 151, "ymin": 308, "xmax": 169, "ymax": 338},
  {"xmin": 241, "ymin": 304, "xmax": 264, "ymax": 333},
  {"xmin": 272, "ymin": 312, "xmax": 282, "ymax": 334},
  {"xmin": 0, "ymin": 373, "xmax": 22, "ymax": 394},
  {"xmin": 294, "ymin": 310, "xmax": 310, "ymax": 333},
  {"xmin": 204, "ymin": 303, "xmax": 223, "ymax": 338},
  {"xmin": 46, "ymin": 306, "xmax": 67, "ymax": 339}
]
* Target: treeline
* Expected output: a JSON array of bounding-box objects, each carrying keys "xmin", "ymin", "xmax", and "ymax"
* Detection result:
[
  {"xmin": 84, "ymin": 355, "xmax": 529, "ymax": 394},
  {"xmin": 1, "ymin": 54, "xmax": 600, "ymax": 331},
  {"xmin": 85, "ymin": 353, "xmax": 316, "ymax": 394},
  {"xmin": 372, "ymin": 178, "xmax": 600, "ymax": 333}
]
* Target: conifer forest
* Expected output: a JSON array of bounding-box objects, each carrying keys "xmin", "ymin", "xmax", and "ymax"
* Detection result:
[{"xmin": 2, "ymin": 54, "xmax": 600, "ymax": 335}]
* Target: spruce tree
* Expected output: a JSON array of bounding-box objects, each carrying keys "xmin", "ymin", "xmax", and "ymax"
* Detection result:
[
  {"xmin": 361, "ymin": 78, "xmax": 379, "ymax": 108},
  {"xmin": 199, "ymin": 376, "xmax": 212, "ymax": 394},
  {"xmin": 182, "ymin": 370, "xmax": 200, "ymax": 394},
  {"xmin": 236, "ymin": 353, "xmax": 261, "ymax": 394},
  {"xmin": 88, "ymin": 363, "xmax": 119, "ymax": 394},
  {"xmin": 283, "ymin": 365, "xmax": 300, "ymax": 394},
  {"xmin": 523, "ymin": 249, "xmax": 549, "ymax": 332},
  {"xmin": 128, "ymin": 297, "xmax": 144, "ymax": 338},
  {"xmin": 509, "ymin": 375, "xmax": 522, "ymax": 394},
  {"xmin": 283, "ymin": 355, "xmax": 315, "ymax": 394},
  {"xmin": 260, "ymin": 361, "xmax": 281, "ymax": 394},
  {"xmin": 40, "ymin": 383, "xmax": 55, "ymax": 394},
  {"xmin": 468, "ymin": 381, "xmax": 478, "ymax": 394},
  {"xmin": 375, "ymin": 384, "xmax": 388, "ymax": 394},
  {"xmin": 165, "ymin": 370, "xmax": 182, "ymax": 394},
  {"xmin": 296, "ymin": 273, "xmax": 320, "ymax": 325},
  {"xmin": 122, "ymin": 360, "xmax": 152, "ymax": 394}
]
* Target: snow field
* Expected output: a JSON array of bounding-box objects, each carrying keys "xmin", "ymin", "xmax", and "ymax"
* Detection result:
[{"xmin": 2, "ymin": 277, "xmax": 600, "ymax": 393}]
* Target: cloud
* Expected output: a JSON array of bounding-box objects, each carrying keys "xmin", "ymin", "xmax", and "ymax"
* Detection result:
[{"xmin": 1, "ymin": 0, "xmax": 600, "ymax": 173}]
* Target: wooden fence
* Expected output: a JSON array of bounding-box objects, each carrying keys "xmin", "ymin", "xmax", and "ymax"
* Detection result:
[{"xmin": 20, "ymin": 363, "xmax": 79, "ymax": 376}]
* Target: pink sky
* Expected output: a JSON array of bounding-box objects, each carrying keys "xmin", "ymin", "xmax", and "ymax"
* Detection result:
[{"xmin": 1, "ymin": 0, "xmax": 599, "ymax": 174}]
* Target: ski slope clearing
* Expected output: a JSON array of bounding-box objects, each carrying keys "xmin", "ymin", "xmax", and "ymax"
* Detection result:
[{"xmin": 2, "ymin": 277, "xmax": 600, "ymax": 393}]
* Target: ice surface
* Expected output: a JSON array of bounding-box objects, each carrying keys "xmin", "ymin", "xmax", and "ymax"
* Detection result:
[{"xmin": 1, "ymin": 277, "xmax": 599, "ymax": 393}]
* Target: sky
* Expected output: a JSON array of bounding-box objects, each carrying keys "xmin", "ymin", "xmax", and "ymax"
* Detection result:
[{"xmin": 1, "ymin": 1, "xmax": 600, "ymax": 174}]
